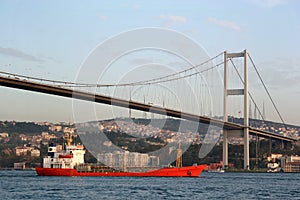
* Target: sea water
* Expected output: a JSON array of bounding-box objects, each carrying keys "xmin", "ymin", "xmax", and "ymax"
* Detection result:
[{"xmin": 0, "ymin": 170, "xmax": 299, "ymax": 199}]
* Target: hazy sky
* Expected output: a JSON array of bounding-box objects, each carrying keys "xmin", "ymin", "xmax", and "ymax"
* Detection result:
[{"xmin": 0, "ymin": 0, "xmax": 299, "ymax": 125}]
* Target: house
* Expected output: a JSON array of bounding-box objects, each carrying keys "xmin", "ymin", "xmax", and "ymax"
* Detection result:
[
  {"xmin": 31, "ymin": 149, "xmax": 40, "ymax": 157},
  {"xmin": 15, "ymin": 147, "xmax": 28, "ymax": 156},
  {"xmin": 0, "ymin": 132, "xmax": 9, "ymax": 138}
]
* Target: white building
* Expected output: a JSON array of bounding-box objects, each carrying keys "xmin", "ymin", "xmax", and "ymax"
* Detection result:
[
  {"xmin": 14, "ymin": 162, "xmax": 26, "ymax": 170},
  {"xmin": 281, "ymin": 155, "xmax": 300, "ymax": 172},
  {"xmin": 97, "ymin": 151, "xmax": 160, "ymax": 170}
]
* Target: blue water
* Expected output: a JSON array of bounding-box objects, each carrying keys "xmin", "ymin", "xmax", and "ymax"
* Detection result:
[{"xmin": 0, "ymin": 170, "xmax": 299, "ymax": 199}]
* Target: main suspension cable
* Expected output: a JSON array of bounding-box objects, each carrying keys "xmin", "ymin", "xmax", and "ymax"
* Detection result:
[
  {"xmin": 0, "ymin": 52, "xmax": 223, "ymax": 88},
  {"xmin": 247, "ymin": 53, "xmax": 287, "ymax": 129}
]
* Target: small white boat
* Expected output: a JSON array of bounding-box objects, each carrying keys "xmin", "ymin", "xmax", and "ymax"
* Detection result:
[{"xmin": 208, "ymin": 168, "xmax": 225, "ymax": 173}]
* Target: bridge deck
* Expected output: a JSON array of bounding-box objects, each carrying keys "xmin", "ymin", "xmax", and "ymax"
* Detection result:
[{"xmin": 0, "ymin": 76, "xmax": 296, "ymax": 142}]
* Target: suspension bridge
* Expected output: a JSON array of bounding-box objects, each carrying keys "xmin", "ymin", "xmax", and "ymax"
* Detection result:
[{"xmin": 0, "ymin": 49, "xmax": 297, "ymax": 170}]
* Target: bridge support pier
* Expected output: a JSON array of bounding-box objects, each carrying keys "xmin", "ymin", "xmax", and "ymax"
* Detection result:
[
  {"xmin": 244, "ymin": 128, "xmax": 250, "ymax": 169},
  {"xmin": 222, "ymin": 130, "xmax": 228, "ymax": 169}
]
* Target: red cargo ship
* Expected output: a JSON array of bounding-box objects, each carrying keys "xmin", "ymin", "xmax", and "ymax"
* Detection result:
[
  {"xmin": 36, "ymin": 132, "xmax": 206, "ymax": 177},
  {"xmin": 35, "ymin": 165, "xmax": 206, "ymax": 177}
]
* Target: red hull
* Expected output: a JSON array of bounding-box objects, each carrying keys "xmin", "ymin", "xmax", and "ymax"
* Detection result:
[{"xmin": 36, "ymin": 165, "xmax": 206, "ymax": 177}]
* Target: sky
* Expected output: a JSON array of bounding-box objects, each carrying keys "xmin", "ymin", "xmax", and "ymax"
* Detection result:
[{"xmin": 0, "ymin": 0, "xmax": 299, "ymax": 125}]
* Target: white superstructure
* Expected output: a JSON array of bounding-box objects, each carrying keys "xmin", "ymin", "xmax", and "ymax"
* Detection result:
[{"xmin": 43, "ymin": 144, "xmax": 85, "ymax": 169}]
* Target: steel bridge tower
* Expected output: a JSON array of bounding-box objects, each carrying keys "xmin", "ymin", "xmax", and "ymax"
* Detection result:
[{"xmin": 223, "ymin": 49, "xmax": 249, "ymax": 170}]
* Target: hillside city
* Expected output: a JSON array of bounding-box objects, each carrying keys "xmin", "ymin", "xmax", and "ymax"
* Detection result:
[{"xmin": 0, "ymin": 118, "xmax": 299, "ymax": 169}]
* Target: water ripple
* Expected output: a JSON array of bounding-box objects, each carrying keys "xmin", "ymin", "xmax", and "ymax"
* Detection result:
[{"xmin": 0, "ymin": 171, "xmax": 300, "ymax": 199}]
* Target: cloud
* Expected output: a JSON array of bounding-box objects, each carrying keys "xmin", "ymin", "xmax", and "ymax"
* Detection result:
[
  {"xmin": 132, "ymin": 4, "xmax": 141, "ymax": 10},
  {"xmin": 159, "ymin": 15, "xmax": 187, "ymax": 27},
  {"xmin": 255, "ymin": 57, "xmax": 300, "ymax": 90},
  {"xmin": 247, "ymin": 0, "xmax": 289, "ymax": 7},
  {"xmin": 120, "ymin": 3, "xmax": 141, "ymax": 10},
  {"xmin": 40, "ymin": 55, "xmax": 62, "ymax": 63},
  {"xmin": 208, "ymin": 17, "xmax": 241, "ymax": 31},
  {"xmin": 0, "ymin": 47, "xmax": 43, "ymax": 62},
  {"xmin": 98, "ymin": 14, "xmax": 108, "ymax": 21}
]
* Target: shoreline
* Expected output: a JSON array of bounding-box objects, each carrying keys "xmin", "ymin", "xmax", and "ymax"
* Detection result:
[
  {"xmin": 0, "ymin": 168, "xmax": 267, "ymax": 173},
  {"xmin": 223, "ymin": 169, "xmax": 267, "ymax": 173},
  {"xmin": 0, "ymin": 168, "xmax": 35, "ymax": 171}
]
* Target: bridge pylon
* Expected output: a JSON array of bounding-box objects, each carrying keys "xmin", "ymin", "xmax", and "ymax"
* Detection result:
[{"xmin": 223, "ymin": 49, "xmax": 249, "ymax": 170}]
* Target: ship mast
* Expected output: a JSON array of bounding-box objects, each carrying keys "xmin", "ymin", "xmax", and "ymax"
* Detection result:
[
  {"xmin": 64, "ymin": 131, "xmax": 73, "ymax": 147},
  {"xmin": 176, "ymin": 144, "xmax": 182, "ymax": 167}
]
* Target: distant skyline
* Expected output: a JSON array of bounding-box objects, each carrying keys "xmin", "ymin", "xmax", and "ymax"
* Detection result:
[{"xmin": 0, "ymin": 0, "xmax": 299, "ymax": 125}]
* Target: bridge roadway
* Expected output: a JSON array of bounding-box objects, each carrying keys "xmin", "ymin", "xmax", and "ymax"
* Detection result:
[{"xmin": 0, "ymin": 76, "xmax": 297, "ymax": 142}]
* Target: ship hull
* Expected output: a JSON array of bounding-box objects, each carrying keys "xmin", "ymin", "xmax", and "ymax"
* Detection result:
[{"xmin": 36, "ymin": 165, "xmax": 206, "ymax": 177}]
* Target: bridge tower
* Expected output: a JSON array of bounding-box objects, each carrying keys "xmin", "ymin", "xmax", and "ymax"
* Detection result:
[{"xmin": 223, "ymin": 49, "xmax": 249, "ymax": 170}]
